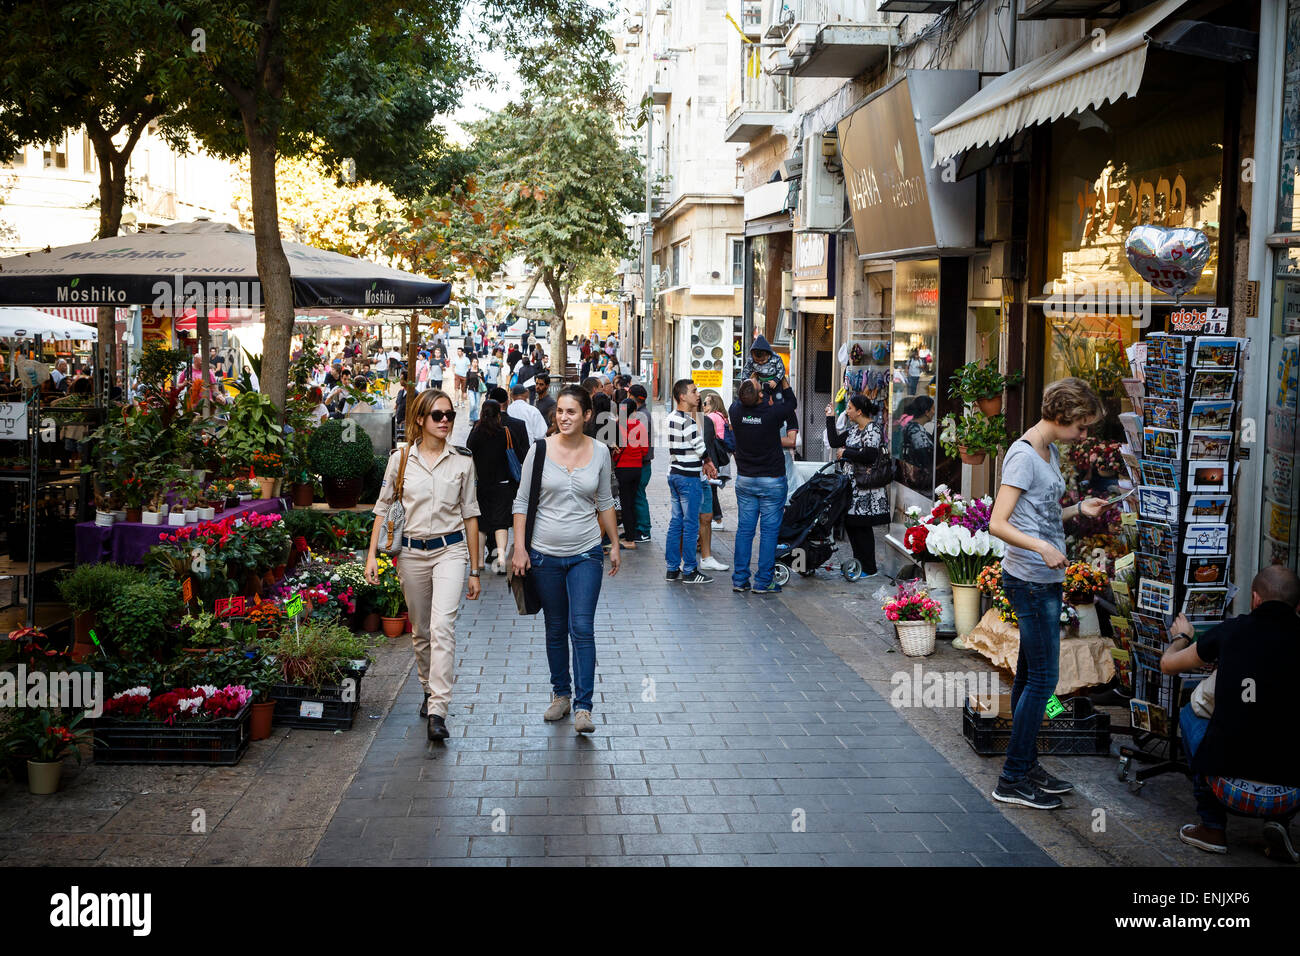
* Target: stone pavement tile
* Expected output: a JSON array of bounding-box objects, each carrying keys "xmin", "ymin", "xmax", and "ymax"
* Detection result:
[
  {"xmin": 585, "ymin": 815, "xmax": 658, "ymax": 835},
  {"xmin": 507, "ymin": 856, "xmax": 588, "ymax": 866},
  {"xmin": 648, "ymin": 779, "xmax": 718, "ymax": 796},
  {"xmin": 684, "ymin": 795, "xmax": 759, "ymax": 814},
  {"xmin": 898, "ymin": 851, "xmax": 984, "ymax": 867},
  {"xmin": 745, "ymin": 853, "xmax": 826, "ymax": 866},
  {"xmin": 448, "ymin": 780, "xmax": 519, "ymax": 798},
  {"xmin": 655, "ymin": 813, "xmax": 731, "ymax": 834},
  {"xmin": 915, "ymin": 829, "xmax": 1007, "ymax": 853},
  {"xmin": 390, "ymin": 835, "xmax": 472, "ymax": 859},
  {"xmin": 843, "ymin": 831, "xmax": 929, "ymax": 854},
  {"xmin": 617, "ymin": 795, "xmax": 688, "ymax": 814},
  {"xmin": 697, "ymin": 833, "xmax": 780, "ymax": 855},
  {"xmin": 972, "ymin": 850, "xmax": 1056, "ymax": 867},
  {"xmin": 544, "ymin": 834, "xmax": 623, "ymax": 856},
  {"xmin": 508, "ymin": 815, "xmax": 586, "ymax": 835},
  {"xmin": 769, "ymin": 832, "xmax": 854, "ymax": 854},
  {"xmin": 668, "ymin": 853, "xmax": 746, "ymax": 866},
  {"xmin": 313, "ymin": 835, "xmax": 395, "ymax": 864},
  {"xmin": 101, "ymin": 792, "xmax": 240, "ymax": 835},
  {"xmin": 468, "ymin": 835, "xmax": 544, "ymax": 857},
  {"xmin": 819, "ymin": 852, "xmax": 906, "ymax": 866},
  {"xmin": 406, "ymin": 797, "xmax": 480, "ymax": 817},
  {"xmin": 586, "ymin": 855, "xmax": 668, "ymax": 866},
  {"xmin": 866, "ymin": 812, "xmax": 948, "ymax": 832},
  {"xmin": 189, "ymin": 826, "xmax": 325, "ymax": 867},
  {"xmin": 722, "ymin": 812, "xmax": 792, "ymax": 833},
  {"xmin": 622, "ymin": 833, "xmax": 700, "ymax": 855}
]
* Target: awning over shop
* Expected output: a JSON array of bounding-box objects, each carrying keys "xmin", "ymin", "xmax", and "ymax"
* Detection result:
[
  {"xmin": 929, "ymin": 0, "xmax": 1192, "ymax": 165},
  {"xmin": 38, "ymin": 306, "xmax": 131, "ymax": 325},
  {"xmin": 744, "ymin": 180, "xmax": 791, "ymax": 222}
]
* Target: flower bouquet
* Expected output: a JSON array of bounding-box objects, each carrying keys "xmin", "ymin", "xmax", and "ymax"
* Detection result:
[
  {"xmin": 918, "ymin": 522, "xmax": 1004, "ymax": 585},
  {"xmin": 1063, "ymin": 561, "xmax": 1107, "ymax": 605},
  {"xmin": 882, "ymin": 581, "xmax": 941, "ymax": 657}
]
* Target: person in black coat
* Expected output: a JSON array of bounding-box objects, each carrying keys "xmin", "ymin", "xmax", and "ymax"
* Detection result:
[
  {"xmin": 466, "ymin": 399, "xmax": 519, "ymax": 575},
  {"xmin": 825, "ymin": 396, "xmax": 886, "ymax": 576}
]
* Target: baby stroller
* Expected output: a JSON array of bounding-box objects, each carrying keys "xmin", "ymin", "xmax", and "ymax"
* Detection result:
[{"xmin": 772, "ymin": 460, "xmax": 856, "ymax": 586}]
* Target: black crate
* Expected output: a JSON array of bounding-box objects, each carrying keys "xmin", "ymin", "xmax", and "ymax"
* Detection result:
[
  {"xmin": 270, "ymin": 667, "xmax": 366, "ymax": 731},
  {"xmin": 92, "ymin": 703, "xmax": 251, "ymax": 765},
  {"xmin": 962, "ymin": 696, "xmax": 1111, "ymax": 756}
]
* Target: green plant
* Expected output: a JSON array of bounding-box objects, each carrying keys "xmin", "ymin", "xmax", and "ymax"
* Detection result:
[
  {"xmin": 23, "ymin": 709, "xmax": 92, "ymax": 764},
  {"xmin": 57, "ymin": 563, "xmax": 149, "ymax": 616},
  {"xmin": 179, "ymin": 606, "xmax": 228, "ymax": 647},
  {"xmin": 374, "ymin": 553, "xmax": 404, "ymax": 616},
  {"xmin": 948, "ymin": 360, "xmax": 1024, "ymax": 402},
  {"xmin": 282, "ymin": 508, "xmax": 332, "ymax": 550},
  {"xmin": 217, "ymin": 391, "xmax": 285, "ymax": 472},
  {"xmin": 137, "ymin": 343, "xmax": 189, "ymax": 394},
  {"xmin": 107, "ymin": 579, "xmax": 184, "ymax": 660},
  {"xmin": 939, "ymin": 411, "xmax": 1013, "ymax": 459},
  {"xmin": 360, "ymin": 453, "xmax": 387, "ymax": 504},
  {"xmin": 267, "ymin": 619, "xmax": 372, "ymax": 688},
  {"xmin": 331, "ymin": 511, "xmax": 374, "ymax": 550},
  {"xmin": 307, "ymin": 419, "xmax": 375, "ymax": 480}
]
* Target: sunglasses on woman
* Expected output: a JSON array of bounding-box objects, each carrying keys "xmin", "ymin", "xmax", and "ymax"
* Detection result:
[{"xmin": 427, "ymin": 409, "xmax": 456, "ymax": 423}]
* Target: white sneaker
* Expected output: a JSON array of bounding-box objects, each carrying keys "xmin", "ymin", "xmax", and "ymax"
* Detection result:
[{"xmin": 699, "ymin": 555, "xmax": 730, "ymax": 572}]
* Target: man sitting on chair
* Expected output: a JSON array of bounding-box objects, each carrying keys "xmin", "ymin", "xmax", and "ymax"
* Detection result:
[{"xmin": 1162, "ymin": 565, "xmax": 1300, "ymax": 862}]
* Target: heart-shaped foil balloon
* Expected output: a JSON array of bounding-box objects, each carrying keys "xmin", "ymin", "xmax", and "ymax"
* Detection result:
[{"xmin": 1124, "ymin": 225, "xmax": 1211, "ymax": 300}]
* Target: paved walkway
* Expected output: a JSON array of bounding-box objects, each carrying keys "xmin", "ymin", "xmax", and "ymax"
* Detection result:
[{"xmin": 312, "ymin": 447, "xmax": 1051, "ymax": 866}]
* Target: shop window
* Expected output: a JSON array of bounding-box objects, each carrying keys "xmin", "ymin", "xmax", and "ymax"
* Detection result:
[{"xmin": 891, "ymin": 259, "xmax": 939, "ymax": 496}]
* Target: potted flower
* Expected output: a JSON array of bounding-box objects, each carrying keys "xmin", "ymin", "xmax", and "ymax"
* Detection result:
[
  {"xmin": 1063, "ymin": 561, "xmax": 1107, "ymax": 605},
  {"xmin": 56, "ymin": 563, "xmax": 147, "ymax": 661},
  {"xmin": 252, "ymin": 451, "xmax": 283, "ymax": 499},
  {"xmin": 374, "ymin": 554, "xmax": 405, "ymax": 637},
  {"xmin": 939, "ymin": 410, "xmax": 1012, "ymax": 466},
  {"xmin": 948, "ymin": 360, "xmax": 1024, "ymax": 417},
  {"xmin": 307, "ymin": 419, "xmax": 375, "ymax": 509},
  {"xmin": 923, "ymin": 522, "xmax": 1005, "ymax": 643},
  {"xmin": 23, "ymin": 709, "xmax": 91, "ymax": 794},
  {"xmin": 976, "ymin": 561, "xmax": 1018, "ymax": 626},
  {"xmin": 882, "ymin": 582, "xmax": 942, "ymax": 657},
  {"xmin": 179, "ymin": 606, "xmax": 228, "ymax": 654},
  {"xmin": 247, "ymin": 656, "xmax": 280, "ymax": 742},
  {"xmin": 216, "ymin": 391, "xmax": 286, "ymax": 479}
]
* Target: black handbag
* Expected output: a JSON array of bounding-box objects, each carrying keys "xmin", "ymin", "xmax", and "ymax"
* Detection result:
[{"xmin": 508, "ymin": 439, "xmax": 547, "ymax": 615}]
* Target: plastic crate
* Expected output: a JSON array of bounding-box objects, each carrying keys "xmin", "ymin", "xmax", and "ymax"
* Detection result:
[
  {"xmin": 92, "ymin": 703, "xmax": 251, "ymax": 765},
  {"xmin": 270, "ymin": 666, "xmax": 366, "ymax": 731},
  {"xmin": 962, "ymin": 695, "xmax": 1111, "ymax": 756}
]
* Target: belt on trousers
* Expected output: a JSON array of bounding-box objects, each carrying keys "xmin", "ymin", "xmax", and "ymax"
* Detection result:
[{"xmin": 401, "ymin": 531, "xmax": 465, "ymax": 551}]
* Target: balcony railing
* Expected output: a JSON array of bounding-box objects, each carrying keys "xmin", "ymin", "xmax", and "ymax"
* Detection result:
[
  {"xmin": 741, "ymin": 0, "xmax": 763, "ymax": 32},
  {"xmin": 724, "ymin": 72, "xmax": 793, "ymax": 143}
]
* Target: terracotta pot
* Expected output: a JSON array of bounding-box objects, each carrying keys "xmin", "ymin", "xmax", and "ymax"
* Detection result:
[
  {"xmin": 182, "ymin": 647, "xmax": 213, "ymax": 656},
  {"xmin": 249, "ymin": 701, "xmax": 275, "ymax": 741},
  {"xmin": 26, "ymin": 759, "xmax": 62, "ymax": 795},
  {"xmin": 292, "ymin": 482, "xmax": 315, "ymax": 507},
  {"xmin": 381, "ymin": 616, "xmax": 406, "ymax": 638},
  {"xmin": 976, "ymin": 395, "xmax": 1003, "ymax": 416},
  {"xmin": 257, "ymin": 477, "xmax": 277, "ymax": 500},
  {"xmin": 125, "ymin": 507, "xmax": 142, "ymax": 523},
  {"xmin": 958, "ymin": 447, "xmax": 987, "ymax": 466},
  {"xmin": 362, "ymin": 612, "xmax": 381, "ymax": 633},
  {"xmin": 273, "ymin": 478, "xmax": 283, "ymax": 497},
  {"xmin": 322, "ymin": 476, "xmax": 363, "ymax": 509}
]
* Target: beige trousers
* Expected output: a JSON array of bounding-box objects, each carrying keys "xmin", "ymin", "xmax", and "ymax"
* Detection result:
[{"xmin": 396, "ymin": 541, "xmax": 468, "ymax": 717}]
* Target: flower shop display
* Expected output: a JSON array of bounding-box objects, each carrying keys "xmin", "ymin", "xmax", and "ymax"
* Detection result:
[
  {"xmin": 216, "ymin": 391, "xmax": 285, "ymax": 476},
  {"xmin": 1063, "ymin": 561, "xmax": 1108, "ymax": 605},
  {"xmin": 902, "ymin": 488, "xmax": 999, "ymax": 641},
  {"xmin": 881, "ymin": 581, "xmax": 942, "ymax": 657},
  {"xmin": 93, "ymin": 684, "xmax": 253, "ymax": 766},
  {"xmin": 374, "ymin": 553, "xmax": 406, "ymax": 636},
  {"xmin": 938, "ymin": 410, "xmax": 1012, "ymax": 465},
  {"xmin": 264, "ymin": 620, "xmax": 372, "ymax": 731},
  {"xmin": 252, "ymin": 451, "xmax": 283, "ymax": 499},
  {"xmin": 56, "ymin": 563, "xmax": 148, "ymax": 661},
  {"xmin": 307, "ymin": 418, "xmax": 376, "ymax": 509},
  {"xmin": 924, "ymin": 523, "xmax": 1006, "ymax": 643}
]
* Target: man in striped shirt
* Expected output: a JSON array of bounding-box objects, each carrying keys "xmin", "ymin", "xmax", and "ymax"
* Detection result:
[{"xmin": 666, "ymin": 379, "xmax": 719, "ymax": 584}]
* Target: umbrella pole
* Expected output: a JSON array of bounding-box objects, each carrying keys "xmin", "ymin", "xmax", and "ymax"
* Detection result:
[
  {"xmin": 26, "ymin": 334, "xmax": 40, "ymax": 629},
  {"xmin": 199, "ymin": 305, "xmax": 211, "ymax": 419},
  {"xmin": 407, "ymin": 311, "xmax": 418, "ymax": 437}
]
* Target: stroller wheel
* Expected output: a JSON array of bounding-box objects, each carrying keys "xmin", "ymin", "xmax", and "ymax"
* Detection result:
[
  {"xmin": 841, "ymin": 559, "xmax": 862, "ymax": 581},
  {"xmin": 772, "ymin": 563, "xmax": 791, "ymax": 587}
]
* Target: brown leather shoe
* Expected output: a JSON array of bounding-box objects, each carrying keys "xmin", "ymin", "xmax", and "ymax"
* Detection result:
[{"xmin": 1179, "ymin": 823, "xmax": 1227, "ymax": 854}]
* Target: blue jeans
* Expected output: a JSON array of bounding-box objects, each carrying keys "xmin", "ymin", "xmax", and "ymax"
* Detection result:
[
  {"xmin": 732, "ymin": 475, "xmax": 787, "ymax": 589},
  {"xmin": 1000, "ymin": 572, "xmax": 1062, "ymax": 784},
  {"xmin": 666, "ymin": 473, "xmax": 703, "ymax": 573},
  {"xmin": 530, "ymin": 545, "xmax": 603, "ymax": 712},
  {"xmin": 635, "ymin": 462, "xmax": 652, "ymax": 537},
  {"xmin": 469, "ymin": 388, "xmax": 481, "ymax": 422}
]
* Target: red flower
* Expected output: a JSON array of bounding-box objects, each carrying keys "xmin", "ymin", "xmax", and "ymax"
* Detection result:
[{"xmin": 903, "ymin": 525, "xmax": 930, "ymax": 555}]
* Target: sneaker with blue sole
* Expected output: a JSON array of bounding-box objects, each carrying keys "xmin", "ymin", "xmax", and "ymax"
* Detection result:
[
  {"xmin": 752, "ymin": 583, "xmax": 782, "ymax": 594},
  {"xmin": 732, "ymin": 583, "xmax": 751, "ymax": 593}
]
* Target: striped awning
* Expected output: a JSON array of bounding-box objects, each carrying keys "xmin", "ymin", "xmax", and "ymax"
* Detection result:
[
  {"xmin": 38, "ymin": 306, "xmax": 131, "ymax": 325},
  {"xmin": 930, "ymin": 0, "xmax": 1192, "ymax": 165}
]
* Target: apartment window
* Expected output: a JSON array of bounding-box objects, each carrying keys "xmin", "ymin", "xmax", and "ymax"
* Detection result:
[
  {"xmin": 43, "ymin": 135, "xmax": 67, "ymax": 169},
  {"xmin": 671, "ymin": 243, "xmax": 683, "ymax": 286},
  {"xmin": 730, "ymin": 237, "xmax": 745, "ymax": 286}
]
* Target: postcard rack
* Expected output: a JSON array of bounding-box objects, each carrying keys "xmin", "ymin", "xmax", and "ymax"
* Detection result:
[{"xmin": 1112, "ymin": 332, "xmax": 1242, "ymax": 789}]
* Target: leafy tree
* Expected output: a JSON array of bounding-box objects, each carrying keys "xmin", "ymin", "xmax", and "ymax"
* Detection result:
[
  {"xmin": 0, "ymin": 0, "xmax": 193, "ymax": 390},
  {"xmin": 468, "ymin": 75, "xmax": 643, "ymax": 377}
]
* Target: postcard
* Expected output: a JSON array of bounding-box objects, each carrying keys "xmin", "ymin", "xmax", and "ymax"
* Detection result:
[
  {"xmin": 1183, "ymin": 523, "xmax": 1230, "ymax": 555},
  {"xmin": 1183, "ymin": 587, "xmax": 1229, "ymax": 620},
  {"xmin": 1143, "ymin": 397, "xmax": 1182, "ymax": 430},
  {"xmin": 1187, "ymin": 460, "xmax": 1230, "ymax": 493},
  {"xmin": 1138, "ymin": 578, "xmax": 1176, "ymax": 616},
  {"xmin": 1140, "ymin": 459, "xmax": 1179, "ymax": 489},
  {"xmin": 1136, "ymin": 552, "xmax": 1175, "ymax": 584},
  {"xmin": 1123, "ymin": 378, "xmax": 1145, "ymax": 416},
  {"xmin": 1119, "ymin": 412, "xmax": 1143, "ymax": 451},
  {"xmin": 1184, "ymin": 494, "xmax": 1231, "ymax": 523},
  {"xmin": 1188, "ymin": 400, "xmax": 1234, "ymax": 430},
  {"xmin": 1147, "ymin": 366, "xmax": 1185, "ymax": 398},
  {"xmin": 1193, "ymin": 336, "xmax": 1244, "ymax": 370},
  {"xmin": 1138, "ymin": 520, "xmax": 1177, "ymax": 557},
  {"xmin": 1143, "ymin": 427, "xmax": 1181, "ymax": 461},
  {"xmin": 1189, "ymin": 369, "xmax": 1236, "ymax": 400},
  {"xmin": 1130, "ymin": 699, "xmax": 1151, "ymax": 732},
  {"xmin": 1147, "ymin": 335, "xmax": 1188, "ymax": 370},
  {"xmin": 1268, "ymin": 451, "xmax": 1295, "ymax": 502},
  {"xmin": 1128, "ymin": 341, "xmax": 1147, "ymax": 382},
  {"xmin": 1137, "ymin": 486, "xmax": 1179, "ymax": 523},
  {"xmin": 1184, "ymin": 556, "xmax": 1230, "ymax": 586},
  {"xmin": 1188, "ymin": 430, "xmax": 1233, "ymax": 460}
]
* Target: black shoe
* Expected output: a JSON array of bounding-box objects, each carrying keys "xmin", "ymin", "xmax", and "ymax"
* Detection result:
[
  {"xmin": 733, "ymin": 583, "xmax": 751, "ymax": 592},
  {"xmin": 427, "ymin": 715, "xmax": 449, "ymax": 741},
  {"xmin": 635, "ymin": 534, "xmax": 651, "ymax": 543},
  {"xmin": 665, "ymin": 569, "xmax": 680, "ymax": 581},
  {"xmin": 1028, "ymin": 765, "xmax": 1075, "ymax": 794},
  {"xmin": 681, "ymin": 570, "xmax": 713, "ymax": 585},
  {"xmin": 419, "ymin": 697, "xmax": 429, "ymax": 719},
  {"xmin": 991, "ymin": 778, "xmax": 1062, "ymax": 810}
]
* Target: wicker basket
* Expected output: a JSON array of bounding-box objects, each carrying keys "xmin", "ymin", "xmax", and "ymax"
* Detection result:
[{"xmin": 896, "ymin": 621, "xmax": 937, "ymax": 657}]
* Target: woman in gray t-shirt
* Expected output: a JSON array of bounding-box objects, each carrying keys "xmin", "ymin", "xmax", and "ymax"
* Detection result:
[
  {"xmin": 988, "ymin": 377, "xmax": 1115, "ymax": 810},
  {"xmin": 511, "ymin": 386, "xmax": 620, "ymax": 736}
]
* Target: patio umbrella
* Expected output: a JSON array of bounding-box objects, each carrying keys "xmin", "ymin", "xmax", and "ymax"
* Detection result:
[
  {"xmin": 0, "ymin": 307, "xmax": 99, "ymax": 341},
  {"xmin": 0, "ymin": 220, "xmax": 451, "ymax": 309}
]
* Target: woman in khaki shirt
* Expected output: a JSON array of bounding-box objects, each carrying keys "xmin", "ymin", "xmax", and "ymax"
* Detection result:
[{"xmin": 367, "ymin": 388, "xmax": 481, "ymax": 741}]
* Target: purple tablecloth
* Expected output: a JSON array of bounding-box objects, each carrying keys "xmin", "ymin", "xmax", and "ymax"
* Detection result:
[{"xmin": 75, "ymin": 497, "xmax": 288, "ymax": 566}]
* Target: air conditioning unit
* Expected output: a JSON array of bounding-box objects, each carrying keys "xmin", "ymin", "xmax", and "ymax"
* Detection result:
[
  {"xmin": 801, "ymin": 134, "xmax": 846, "ymax": 230},
  {"xmin": 689, "ymin": 318, "xmax": 727, "ymax": 374}
]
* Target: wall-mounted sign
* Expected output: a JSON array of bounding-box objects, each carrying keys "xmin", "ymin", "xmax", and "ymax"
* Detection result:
[
  {"xmin": 0, "ymin": 402, "xmax": 27, "ymax": 440},
  {"xmin": 1168, "ymin": 306, "xmax": 1228, "ymax": 334},
  {"xmin": 793, "ymin": 232, "xmax": 834, "ymax": 298},
  {"xmin": 691, "ymin": 369, "xmax": 723, "ymax": 388}
]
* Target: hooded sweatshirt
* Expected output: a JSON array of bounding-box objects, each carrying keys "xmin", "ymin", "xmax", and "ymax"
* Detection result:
[{"xmin": 742, "ymin": 334, "xmax": 787, "ymax": 383}]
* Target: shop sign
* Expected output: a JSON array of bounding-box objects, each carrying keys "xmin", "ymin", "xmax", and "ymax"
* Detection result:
[
  {"xmin": 1167, "ymin": 306, "xmax": 1228, "ymax": 334},
  {"xmin": 793, "ymin": 232, "xmax": 834, "ymax": 298},
  {"xmin": 140, "ymin": 308, "xmax": 172, "ymax": 346},
  {"xmin": 0, "ymin": 402, "xmax": 26, "ymax": 440},
  {"xmin": 691, "ymin": 369, "xmax": 722, "ymax": 388}
]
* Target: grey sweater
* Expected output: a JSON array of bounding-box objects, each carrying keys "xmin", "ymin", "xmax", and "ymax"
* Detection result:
[{"xmin": 512, "ymin": 438, "xmax": 616, "ymax": 556}]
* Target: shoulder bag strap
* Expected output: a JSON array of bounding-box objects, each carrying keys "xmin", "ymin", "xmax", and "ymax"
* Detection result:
[
  {"xmin": 504, "ymin": 426, "xmax": 514, "ymax": 450},
  {"xmin": 384, "ymin": 445, "xmax": 412, "ymax": 550},
  {"xmin": 523, "ymin": 438, "xmax": 546, "ymax": 553}
]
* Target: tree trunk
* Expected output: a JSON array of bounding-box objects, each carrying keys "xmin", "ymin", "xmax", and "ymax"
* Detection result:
[
  {"xmin": 542, "ymin": 269, "xmax": 567, "ymax": 383},
  {"xmin": 92, "ymin": 142, "xmax": 130, "ymax": 403},
  {"xmin": 407, "ymin": 312, "xmax": 419, "ymax": 434},
  {"xmin": 245, "ymin": 128, "xmax": 292, "ymax": 413}
]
